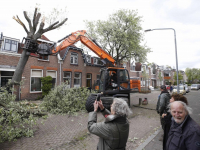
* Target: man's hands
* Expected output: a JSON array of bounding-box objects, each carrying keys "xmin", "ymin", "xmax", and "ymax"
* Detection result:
[
  {"xmin": 93, "ymin": 100, "xmax": 98, "ymax": 112},
  {"xmin": 98, "ymin": 100, "xmax": 104, "ymax": 110},
  {"xmin": 93, "ymin": 100, "xmax": 104, "ymax": 112},
  {"xmin": 162, "ymin": 113, "xmax": 167, "ymax": 118}
]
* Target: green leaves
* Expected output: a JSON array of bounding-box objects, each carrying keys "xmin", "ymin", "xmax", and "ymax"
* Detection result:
[
  {"xmin": 0, "ymin": 89, "xmax": 45, "ymax": 143},
  {"xmin": 85, "ymin": 9, "xmax": 151, "ymax": 64},
  {"xmin": 41, "ymin": 84, "xmax": 96, "ymax": 114},
  {"xmin": 41, "ymin": 76, "xmax": 53, "ymax": 97}
]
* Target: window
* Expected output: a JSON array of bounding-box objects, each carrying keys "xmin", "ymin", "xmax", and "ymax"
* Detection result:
[
  {"xmin": 130, "ymin": 63, "xmax": 135, "ymax": 71},
  {"xmin": 46, "ymin": 71, "xmax": 57, "ymax": 88},
  {"xmin": 119, "ymin": 70, "xmax": 129, "ymax": 90},
  {"xmin": 146, "ymin": 66, "xmax": 149, "ymax": 74},
  {"xmin": 38, "ymin": 55, "xmax": 49, "ymax": 61},
  {"xmin": 74, "ymin": 72, "xmax": 81, "ymax": 88},
  {"xmin": 31, "ymin": 70, "xmax": 42, "ymax": 92},
  {"xmin": 93, "ymin": 58, "xmax": 97, "ymax": 64},
  {"xmin": 86, "ymin": 55, "xmax": 91, "ymax": 63},
  {"xmin": 86, "ymin": 73, "xmax": 92, "ymax": 88},
  {"xmin": 0, "ymin": 71, "xmax": 14, "ymax": 87},
  {"xmin": 3, "ymin": 39, "xmax": 18, "ymax": 52},
  {"xmin": 70, "ymin": 52, "xmax": 78, "ymax": 64},
  {"xmin": 63, "ymin": 71, "xmax": 71, "ymax": 88}
]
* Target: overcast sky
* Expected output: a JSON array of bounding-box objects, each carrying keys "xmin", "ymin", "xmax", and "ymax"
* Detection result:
[{"xmin": 0, "ymin": 0, "xmax": 199, "ymax": 71}]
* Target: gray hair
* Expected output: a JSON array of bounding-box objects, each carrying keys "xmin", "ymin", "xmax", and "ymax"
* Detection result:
[
  {"xmin": 112, "ymin": 98, "xmax": 132, "ymax": 117},
  {"xmin": 169, "ymin": 101, "xmax": 192, "ymax": 115}
]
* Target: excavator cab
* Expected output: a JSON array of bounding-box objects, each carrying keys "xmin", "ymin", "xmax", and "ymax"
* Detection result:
[
  {"xmin": 85, "ymin": 67, "xmax": 131, "ymax": 112},
  {"xmin": 99, "ymin": 67, "xmax": 130, "ymax": 93}
]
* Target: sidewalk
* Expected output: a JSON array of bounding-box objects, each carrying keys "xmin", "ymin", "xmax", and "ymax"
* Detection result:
[{"xmin": 135, "ymin": 128, "xmax": 163, "ymax": 150}]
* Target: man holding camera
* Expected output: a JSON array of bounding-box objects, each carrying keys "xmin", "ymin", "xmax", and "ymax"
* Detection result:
[{"xmin": 88, "ymin": 98, "xmax": 132, "ymax": 150}]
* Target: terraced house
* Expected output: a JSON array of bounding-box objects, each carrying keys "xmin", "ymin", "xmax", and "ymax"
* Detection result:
[{"xmin": 0, "ymin": 33, "xmax": 186, "ymax": 100}]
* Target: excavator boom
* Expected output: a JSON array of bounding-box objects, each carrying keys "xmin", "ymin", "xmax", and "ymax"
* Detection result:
[{"xmin": 52, "ymin": 30, "xmax": 116, "ymax": 65}]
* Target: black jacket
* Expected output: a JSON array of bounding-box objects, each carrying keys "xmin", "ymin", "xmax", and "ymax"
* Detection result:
[
  {"xmin": 166, "ymin": 115, "xmax": 200, "ymax": 150},
  {"xmin": 156, "ymin": 91, "xmax": 171, "ymax": 116}
]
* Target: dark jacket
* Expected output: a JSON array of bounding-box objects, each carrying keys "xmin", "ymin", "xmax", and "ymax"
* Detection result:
[
  {"xmin": 166, "ymin": 115, "xmax": 200, "ymax": 150},
  {"xmin": 156, "ymin": 91, "xmax": 171, "ymax": 116},
  {"xmin": 88, "ymin": 109, "xmax": 129, "ymax": 150},
  {"xmin": 163, "ymin": 112, "xmax": 172, "ymax": 150}
]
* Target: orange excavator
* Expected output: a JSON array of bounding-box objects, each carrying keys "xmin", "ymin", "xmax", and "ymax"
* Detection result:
[{"xmin": 22, "ymin": 30, "xmax": 140, "ymax": 112}]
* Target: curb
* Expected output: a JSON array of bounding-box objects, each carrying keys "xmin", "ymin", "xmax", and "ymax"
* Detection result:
[{"xmin": 135, "ymin": 127, "xmax": 161, "ymax": 150}]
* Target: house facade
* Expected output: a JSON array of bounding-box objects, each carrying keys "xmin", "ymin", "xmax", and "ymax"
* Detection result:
[{"xmin": 0, "ymin": 33, "xmax": 186, "ymax": 100}]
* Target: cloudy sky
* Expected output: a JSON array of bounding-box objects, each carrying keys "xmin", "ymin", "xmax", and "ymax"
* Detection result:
[{"xmin": 0, "ymin": 0, "xmax": 199, "ymax": 71}]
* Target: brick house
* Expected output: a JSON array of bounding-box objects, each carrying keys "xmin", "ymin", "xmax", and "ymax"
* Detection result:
[
  {"xmin": 0, "ymin": 33, "xmax": 105, "ymax": 100},
  {"xmin": 0, "ymin": 32, "xmax": 185, "ymax": 100}
]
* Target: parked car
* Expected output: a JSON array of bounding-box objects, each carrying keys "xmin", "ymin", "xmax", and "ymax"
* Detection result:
[
  {"xmin": 198, "ymin": 84, "xmax": 200, "ymax": 89},
  {"xmin": 149, "ymin": 86, "xmax": 154, "ymax": 90},
  {"xmin": 191, "ymin": 84, "xmax": 199, "ymax": 90},
  {"xmin": 184, "ymin": 84, "xmax": 190, "ymax": 93},
  {"xmin": 172, "ymin": 85, "xmax": 186, "ymax": 95}
]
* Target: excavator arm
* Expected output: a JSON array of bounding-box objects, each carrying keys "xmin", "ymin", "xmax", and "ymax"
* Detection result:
[
  {"xmin": 53, "ymin": 30, "xmax": 115, "ymax": 65},
  {"xmin": 22, "ymin": 30, "xmax": 115, "ymax": 66}
]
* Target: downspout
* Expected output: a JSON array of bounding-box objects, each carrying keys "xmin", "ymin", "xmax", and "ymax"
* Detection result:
[{"xmin": 57, "ymin": 53, "xmax": 62, "ymax": 85}]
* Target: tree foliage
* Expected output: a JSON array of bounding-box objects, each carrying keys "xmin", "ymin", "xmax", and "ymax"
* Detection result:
[
  {"xmin": 0, "ymin": 87, "xmax": 46, "ymax": 143},
  {"xmin": 41, "ymin": 84, "xmax": 96, "ymax": 114},
  {"xmin": 173, "ymin": 71, "xmax": 183, "ymax": 83},
  {"xmin": 185, "ymin": 68, "xmax": 200, "ymax": 83},
  {"xmin": 85, "ymin": 9, "xmax": 151, "ymax": 65},
  {"xmin": 41, "ymin": 76, "xmax": 53, "ymax": 97}
]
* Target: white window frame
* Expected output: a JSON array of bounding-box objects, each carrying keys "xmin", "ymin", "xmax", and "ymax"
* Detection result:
[
  {"xmin": 30, "ymin": 69, "xmax": 43, "ymax": 93},
  {"xmin": 93, "ymin": 58, "xmax": 98, "ymax": 64},
  {"xmin": 63, "ymin": 71, "xmax": 71, "ymax": 88},
  {"xmin": 46, "ymin": 70, "xmax": 57, "ymax": 88},
  {"xmin": 86, "ymin": 55, "xmax": 91, "ymax": 63},
  {"xmin": 38, "ymin": 55, "xmax": 49, "ymax": 61},
  {"xmin": 74, "ymin": 72, "xmax": 81, "ymax": 88},
  {"xmin": 2, "ymin": 37, "xmax": 19, "ymax": 52},
  {"xmin": 70, "ymin": 52, "xmax": 78, "ymax": 64}
]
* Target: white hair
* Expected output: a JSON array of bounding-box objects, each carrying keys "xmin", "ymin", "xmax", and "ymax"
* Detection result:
[
  {"xmin": 169, "ymin": 101, "xmax": 192, "ymax": 115},
  {"xmin": 112, "ymin": 98, "xmax": 132, "ymax": 117}
]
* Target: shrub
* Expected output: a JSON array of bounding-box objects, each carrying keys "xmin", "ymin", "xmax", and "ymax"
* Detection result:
[
  {"xmin": 41, "ymin": 76, "xmax": 53, "ymax": 97},
  {"xmin": 41, "ymin": 84, "xmax": 96, "ymax": 114}
]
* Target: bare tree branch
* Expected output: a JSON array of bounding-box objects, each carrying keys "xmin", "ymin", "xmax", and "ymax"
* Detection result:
[
  {"xmin": 23, "ymin": 11, "xmax": 32, "ymax": 30},
  {"xmin": 43, "ymin": 18, "xmax": 68, "ymax": 33},
  {"xmin": 33, "ymin": 8, "xmax": 37, "ymax": 26},
  {"xmin": 13, "ymin": 16, "xmax": 29, "ymax": 34}
]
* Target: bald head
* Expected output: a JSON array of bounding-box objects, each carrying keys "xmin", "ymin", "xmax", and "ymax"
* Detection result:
[{"xmin": 170, "ymin": 101, "xmax": 192, "ymax": 124}]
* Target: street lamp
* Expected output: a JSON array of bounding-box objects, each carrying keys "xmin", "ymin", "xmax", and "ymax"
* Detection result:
[{"xmin": 145, "ymin": 28, "xmax": 179, "ymax": 93}]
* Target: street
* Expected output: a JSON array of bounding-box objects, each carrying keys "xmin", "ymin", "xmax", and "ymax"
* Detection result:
[{"xmin": 185, "ymin": 90, "xmax": 200, "ymax": 125}]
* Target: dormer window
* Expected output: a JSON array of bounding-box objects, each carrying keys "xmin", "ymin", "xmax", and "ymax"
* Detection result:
[
  {"xmin": 2, "ymin": 38, "xmax": 19, "ymax": 52},
  {"xmin": 93, "ymin": 58, "xmax": 98, "ymax": 64},
  {"xmin": 86, "ymin": 55, "xmax": 91, "ymax": 63}
]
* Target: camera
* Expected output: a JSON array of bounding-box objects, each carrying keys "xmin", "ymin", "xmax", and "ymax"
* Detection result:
[{"xmin": 96, "ymin": 93, "xmax": 101, "ymax": 101}]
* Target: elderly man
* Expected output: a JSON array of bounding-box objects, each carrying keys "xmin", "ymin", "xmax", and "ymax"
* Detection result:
[
  {"xmin": 88, "ymin": 98, "xmax": 132, "ymax": 150},
  {"xmin": 166, "ymin": 101, "xmax": 200, "ymax": 150}
]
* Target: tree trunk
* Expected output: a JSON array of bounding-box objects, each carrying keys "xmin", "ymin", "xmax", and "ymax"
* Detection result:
[{"xmin": 11, "ymin": 49, "xmax": 29, "ymax": 85}]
